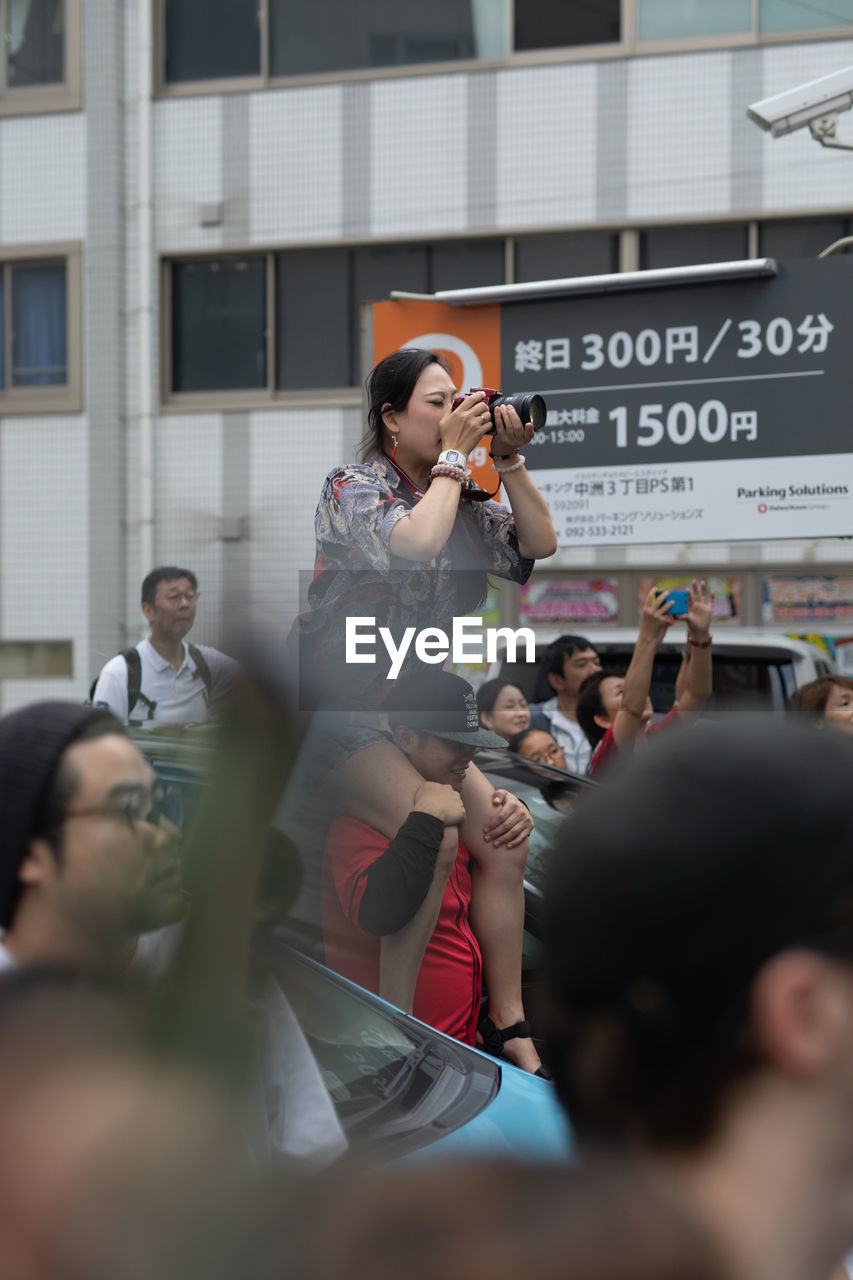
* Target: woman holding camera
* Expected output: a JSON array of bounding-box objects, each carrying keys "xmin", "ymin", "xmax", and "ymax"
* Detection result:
[
  {"xmin": 293, "ymin": 348, "xmax": 556, "ymax": 1072},
  {"xmin": 302, "ymin": 347, "xmax": 555, "ymax": 694}
]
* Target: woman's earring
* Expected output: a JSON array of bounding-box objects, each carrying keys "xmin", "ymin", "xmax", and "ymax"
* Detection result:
[{"xmin": 391, "ymin": 433, "xmax": 399, "ymax": 458}]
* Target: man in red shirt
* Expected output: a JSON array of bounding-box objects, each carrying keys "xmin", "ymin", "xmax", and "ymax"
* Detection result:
[
  {"xmin": 323, "ymin": 669, "xmax": 507, "ymax": 1045},
  {"xmin": 577, "ymin": 580, "xmax": 713, "ymax": 779}
]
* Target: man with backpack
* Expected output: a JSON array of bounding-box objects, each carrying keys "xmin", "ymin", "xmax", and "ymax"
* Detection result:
[{"xmin": 92, "ymin": 566, "xmax": 239, "ymax": 726}]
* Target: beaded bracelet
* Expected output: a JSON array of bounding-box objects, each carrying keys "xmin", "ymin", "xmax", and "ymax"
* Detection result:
[
  {"xmin": 492, "ymin": 453, "xmax": 526, "ymax": 475},
  {"xmin": 430, "ymin": 462, "xmax": 468, "ymax": 484}
]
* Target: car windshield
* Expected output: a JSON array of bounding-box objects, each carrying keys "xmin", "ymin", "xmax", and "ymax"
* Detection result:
[
  {"xmin": 265, "ymin": 943, "xmax": 499, "ymax": 1159},
  {"xmin": 501, "ymin": 650, "xmax": 798, "ymax": 713}
]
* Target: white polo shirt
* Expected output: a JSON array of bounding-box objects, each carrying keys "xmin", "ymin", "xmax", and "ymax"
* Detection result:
[{"xmin": 92, "ymin": 637, "xmax": 239, "ymax": 726}]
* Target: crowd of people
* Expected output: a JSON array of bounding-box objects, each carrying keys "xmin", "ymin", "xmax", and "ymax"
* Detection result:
[{"xmin": 3, "ymin": 347, "xmax": 853, "ymax": 1279}]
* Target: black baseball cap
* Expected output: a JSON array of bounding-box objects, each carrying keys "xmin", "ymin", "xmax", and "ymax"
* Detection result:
[{"xmin": 385, "ymin": 668, "xmax": 506, "ymax": 750}]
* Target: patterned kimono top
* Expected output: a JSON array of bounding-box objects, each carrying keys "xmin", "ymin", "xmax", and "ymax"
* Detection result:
[{"xmin": 294, "ymin": 453, "xmax": 534, "ymax": 705}]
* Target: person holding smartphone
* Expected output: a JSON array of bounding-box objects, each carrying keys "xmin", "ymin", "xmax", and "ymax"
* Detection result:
[{"xmin": 576, "ymin": 581, "xmax": 713, "ymax": 779}]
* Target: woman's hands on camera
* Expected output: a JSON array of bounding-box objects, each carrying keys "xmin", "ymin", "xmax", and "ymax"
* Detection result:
[
  {"xmin": 490, "ymin": 403, "xmax": 534, "ymax": 458},
  {"xmin": 439, "ymin": 391, "xmax": 495, "ymax": 457}
]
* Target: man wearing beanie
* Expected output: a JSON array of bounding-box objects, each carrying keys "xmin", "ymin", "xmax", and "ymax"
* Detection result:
[{"xmin": 0, "ymin": 701, "xmax": 184, "ymax": 971}]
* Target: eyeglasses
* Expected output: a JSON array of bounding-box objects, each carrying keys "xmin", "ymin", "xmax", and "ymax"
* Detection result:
[
  {"xmin": 529, "ymin": 746, "xmax": 566, "ymax": 765},
  {"xmin": 162, "ymin": 590, "xmax": 199, "ymax": 604},
  {"xmin": 64, "ymin": 784, "xmax": 183, "ymax": 830}
]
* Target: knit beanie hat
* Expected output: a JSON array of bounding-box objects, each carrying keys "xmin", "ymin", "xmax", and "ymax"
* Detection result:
[{"xmin": 0, "ymin": 701, "xmax": 121, "ymax": 929}]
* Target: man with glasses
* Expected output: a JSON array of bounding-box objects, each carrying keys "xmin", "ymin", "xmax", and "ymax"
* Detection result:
[
  {"xmin": 0, "ymin": 702, "xmax": 185, "ymax": 972},
  {"xmin": 92, "ymin": 565, "xmax": 239, "ymax": 726}
]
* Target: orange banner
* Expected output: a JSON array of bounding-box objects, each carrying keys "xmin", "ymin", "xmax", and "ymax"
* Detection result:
[{"xmin": 372, "ymin": 300, "xmax": 502, "ymax": 491}]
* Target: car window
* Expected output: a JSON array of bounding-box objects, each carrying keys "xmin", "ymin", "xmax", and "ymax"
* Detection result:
[
  {"xmin": 267, "ymin": 945, "xmax": 499, "ymax": 1158},
  {"xmin": 499, "ymin": 651, "xmax": 797, "ymax": 713}
]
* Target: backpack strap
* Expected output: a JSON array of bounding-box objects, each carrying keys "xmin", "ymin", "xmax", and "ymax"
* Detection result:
[
  {"xmin": 188, "ymin": 644, "xmax": 213, "ymax": 699},
  {"xmin": 123, "ymin": 647, "xmax": 157, "ymax": 723}
]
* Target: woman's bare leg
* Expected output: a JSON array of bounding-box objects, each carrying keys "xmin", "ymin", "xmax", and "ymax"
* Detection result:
[
  {"xmin": 329, "ymin": 740, "xmax": 456, "ymax": 1012},
  {"xmin": 460, "ymin": 764, "xmax": 541, "ymax": 1073}
]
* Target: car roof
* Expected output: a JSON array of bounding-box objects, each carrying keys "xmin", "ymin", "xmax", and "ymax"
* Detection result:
[{"xmin": 513, "ymin": 627, "xmax": 832, "ymax": 660}]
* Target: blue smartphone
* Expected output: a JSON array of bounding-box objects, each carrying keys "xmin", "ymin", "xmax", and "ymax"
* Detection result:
[{"xmin": 666, "ymin": 589, "xmax": 690, "ymax": 616}]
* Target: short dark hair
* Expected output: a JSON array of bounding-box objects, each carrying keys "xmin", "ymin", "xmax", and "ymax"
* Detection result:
[
  {"xmin": 507, "ymin": 728, "xmax": 537, "ymax": 755},
  {"xmin": 576, "ymin": 668, "xmax": 626, "ymax": 750},
  {"xmin": 541, "ymin": 718, "xmax": 853, "ymax": 1153},
  {"xmin": 789, "ymin": 674, "xmax": 853, "ymax": 718},
  {"xmin": 476, "ymin": 679, "xmax": 520, "ymax": 718},
  {"xmin": 141, "ymin": 566, "xmax": 198, "ymax": 608},
  {"xmin": 540, "ymin": 635, "xmax": 597, "ymax": 681}
]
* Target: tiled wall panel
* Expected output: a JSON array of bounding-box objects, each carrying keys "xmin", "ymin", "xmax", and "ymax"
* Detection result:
[
  {"xmin": 250, "ymin": 86, "xmax": 344, "ymax": 243},
  {"xmin": 0, "ymin": 418, "xmax": 88, "ymax": 710}
]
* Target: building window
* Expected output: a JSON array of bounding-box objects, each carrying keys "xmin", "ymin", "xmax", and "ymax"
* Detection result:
[
  {"xmin": 639, "ymin": 224, "xmax": 749, "ymax": 270},
  {"xmin": 759, "ymin": 0, "xmax": 853, "ymax": 34},
  {"xmin": 0, "ymin": 247, "xmax": 80, "ymax": 411},
  {"xmin": 0, "ymin": 0, "xmax": 79, "ymax": 114},
  {"xmin": 161, "ymin": 0, "xmax": 626, "ymax": 86},
  {"xmin": 514, "ymin": 231, "xmax": 619, "ymax": 281},
  {"xmin": 637, "ymin": 0, "xmax": 853, "ymax": 41},
  {"xmin": 171, "ymin": 258, "xmax": 267, "ymax": 392},
  {"xmin": 166, "ymin": 239, "xmax": 506, "ymax": 398},
  {"xmin": 164, "ymin": 0, "xmax": 260, "ymax": 83},
  {"xmin": 637, "ymin": 0, "xmax": 751, "ymax": 41},
  {"xmin": 515, "ymin": 0, "xmax": 621, "ymax": 52},
  {"xmin": 759, "ymin": 217, "xmax": 853, "ymax": 258}
]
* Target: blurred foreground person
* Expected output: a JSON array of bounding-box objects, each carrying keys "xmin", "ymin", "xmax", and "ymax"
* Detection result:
[
  {"xmin": 543, "ymin": 719, "xmax": 853, "ymax": 1280},
  {"xmin": 0, "ymin": 702, "xmax": 185, "ymax": 972},
  {"xmin": 0, "ymin": 968, "xmax": 245, "ymax": 1280},
  {"xmin": 248, "ymin": 1156, "xmax": 728, "ymax": 1280}
]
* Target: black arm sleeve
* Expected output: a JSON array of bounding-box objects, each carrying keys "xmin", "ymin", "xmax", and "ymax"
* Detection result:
[{"xmin": 356, "ymin": 811, "xmax": 446, "ymax": 936}]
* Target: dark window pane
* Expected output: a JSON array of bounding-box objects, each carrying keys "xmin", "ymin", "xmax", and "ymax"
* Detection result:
[
  {"xmin": 515, "ymin": 231, "xmax": 618, "ymax": 281},
  {"xmin": 171, "ymin": 259, "xmax": 266, "ymax": 393},
  {"xmin": 12, "ymin": 263, "xmax": 66, "ymax": 386},
  {"xmin": 276, "ymin": 250, "xmax": 351, "ymax": 390},
  {"xmin": 165, "ymin": 0, "xmax": 259, "ymax": 83},
  {"xmin": 760, "ymin": 217, "xmax": 853, "ymax": 258},
  {"xmin": 350, "ymin": 245, "xmax": 429, "ymax": 379},
  {"xmin": 269, "ymin": 0, "xmax": 481, "ymax": 76},
  {"xmin": 639, "ymin": 224, "xmax": 749, "ymax": 269},
  {"xmin": 515, "ymin": 0, "xmax": 620, "ymax": 51},
  {"xmin": 7, "ymin": 0, "xmax": 63, "ymax": 86},
  {"xmin": 431, "ymin": 240, "xmax": 505, "ymax": 292}
]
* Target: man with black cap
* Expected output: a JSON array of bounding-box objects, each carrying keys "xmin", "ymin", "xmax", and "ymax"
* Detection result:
[
  {"xmin": 323, "ymin": 667, "xmax": 538, "ymax": 1055},
  {"xmin": 0, "ymin": 700, "xmax": 184, "ymax": 972}
]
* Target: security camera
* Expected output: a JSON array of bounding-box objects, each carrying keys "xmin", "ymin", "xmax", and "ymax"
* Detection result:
[{"xmin": 747, "ymin": 65, "xmax": 853, "ymax": 146}]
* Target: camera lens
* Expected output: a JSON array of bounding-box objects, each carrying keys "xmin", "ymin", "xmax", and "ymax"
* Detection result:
[{"xmin": 492, "ymin": 393, "xmax": 546, "ymax": 432}]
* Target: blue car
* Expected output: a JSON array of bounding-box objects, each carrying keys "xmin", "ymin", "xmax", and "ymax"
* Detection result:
[
  {"xmin": 267, "ymin": 940, "xmax": 572, "ymax": 1165},
  {"xmin": 135, "ymin": 731, "xmax": 573, "ymax": 1165}
]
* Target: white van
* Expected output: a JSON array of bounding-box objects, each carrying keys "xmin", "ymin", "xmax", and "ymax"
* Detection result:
[{"xmin": 489, "ymin": 627, "xmax": 835, "ymax": 715}]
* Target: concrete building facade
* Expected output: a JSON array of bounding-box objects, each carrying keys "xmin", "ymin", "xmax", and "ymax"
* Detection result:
[{"xmin": 2, "ymin": 1, "xmax": 853, "ymax": 706}]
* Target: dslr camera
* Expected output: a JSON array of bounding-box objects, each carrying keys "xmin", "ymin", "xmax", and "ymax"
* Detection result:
[{"xmin": 451, "ymin": 386, "xmax": 546, "ymax": 435}]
